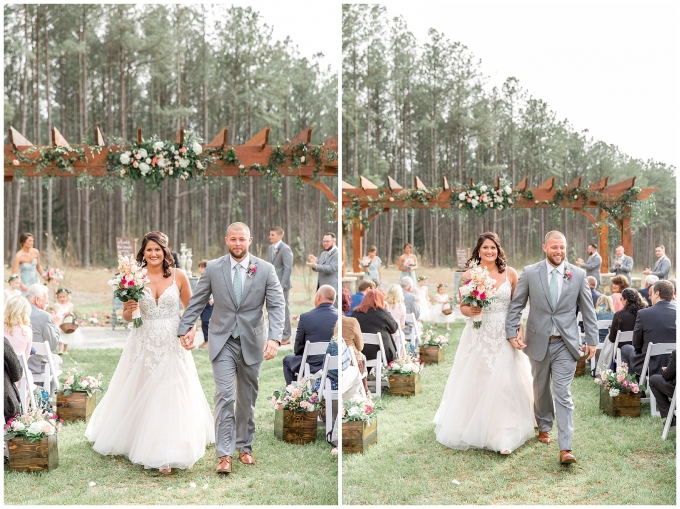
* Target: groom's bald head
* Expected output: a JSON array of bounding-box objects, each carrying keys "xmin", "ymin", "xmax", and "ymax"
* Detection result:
[
  {"xmin": 544, "ymin": 230, "xmax": 566, "ymax": 244},
  {"xmin": 227, "ymin": 222, "xmax": 251, "ymax": 238}
]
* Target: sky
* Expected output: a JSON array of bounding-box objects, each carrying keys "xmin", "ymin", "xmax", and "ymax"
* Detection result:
[{"xmin": 361, "ymin": 0, "xmax": 679, "ymax": 171}]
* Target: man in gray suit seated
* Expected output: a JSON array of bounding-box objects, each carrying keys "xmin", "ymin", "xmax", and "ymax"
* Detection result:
[
  {"xmin": 400, "ymin": 277, "xmax": 420, "ymax": 338},
  {"xmin": 268, "ymin": 226, "xmax": 294, "ymax": 345},
  {"xmin": 610, "ymin": 245, "xmax": 633, "ymax": 284},
  {"xmin": 643, "ymin": 244, "xmax": 671, "ymax": 281},
  {"xmin": 576, "ymin": 244, "xmax": 602, "ymax": 286},
  {"xmin": 307, "ymin": 232, "xmax": 338, "ymax": 307},
  {"xmin": 26, "ymin": 284, "xmax": 62, "ymax": 390}
]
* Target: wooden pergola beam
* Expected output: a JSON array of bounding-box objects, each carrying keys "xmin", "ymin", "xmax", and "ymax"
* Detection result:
[
  {"xmin": 244, "ymin": 127, "xmax": 270, "ymax": 149},
  {"xmin": 94, "ymin": 126, "xmax": 105, "ymax": 146},
  {"xmin": 8, "ymin": 126, "xmax": 32, "ymax": 150},
  {"xmin": 51, "ymin": 127, "xmax": 68, "ymax": 147},
  {"xmin": 207, "ymin": 127, "xmax": 229, "ymax": 148},
  {"xmin": 289, "ymin": 127, "xmax": 313, "ymax": 146}
]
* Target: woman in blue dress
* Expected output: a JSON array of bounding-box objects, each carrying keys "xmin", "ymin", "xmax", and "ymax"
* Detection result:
[
  {"xmin": 362, "ymin": 245, "xmax": 382, "ymax": 286},
  {"xmin": 11, "ymin": 233, "xmax": 43, "ymax": 293}
]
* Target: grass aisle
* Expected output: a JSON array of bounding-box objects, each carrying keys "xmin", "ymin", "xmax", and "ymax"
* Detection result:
[
  {"xmin": 342, "ymin": 322, "xmax": 676, "ymax": 505},
  {"xmin": 4, "ymin": 348, "xmax": 338, "ymax": 505}
]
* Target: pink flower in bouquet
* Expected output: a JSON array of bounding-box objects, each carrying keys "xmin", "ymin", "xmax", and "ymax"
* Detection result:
[
  {"xmin": 133, "ymin": 161, "xmax": 139, "ymax": 168},
  {"xmin": 365, "ymin": 405, "xmax": 373, "ymax": 414},
  {"xmin": 632, "ymin": 385, "xmax": 639, "ymax": 393},
  {"xmin": 135, "ymin": 153, "xmax": 141, "ymax": 160},
  {"xmin": 127, "ymin": 280, "xmax": 135, "ymax": 286},
  {"xmin": 617, "ymin": 372, "xmax": 626, "ymax": 383},
  {"xmin": 271, "ymin": 396, "xmax": 277, "ymax": 406},
  {"xmin": 275, "ymin": 403, "xmax": 284, "ymax": 410},
  {"xmin": 179, "ymin": 147, "xmax": 187, "ymax": 154},
  {"xmin": 152, "ymin": 157, "xmax": 158, "ymax": 166},
  {"xmin": 13, "ymin": 159, "xmax": 20, "ymax": 166}
]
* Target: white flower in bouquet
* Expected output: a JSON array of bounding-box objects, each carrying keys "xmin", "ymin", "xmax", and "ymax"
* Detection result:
[
  {"xmin": 153, "ymin": 141, "xmax": 164, "ymax": 151},
  {"xmin": 119, "ymin": 153, "xmax": 130, "ymax": 165},
  {"xmin": 138, "ymin": 148, "xmax": 148, "ymax": 159},
  {"xmin": 480, "ymin": 185, "xmax": 487, "ymax": 192},
  {"xmin": 139, "ymin": 162, "xmax": 151, "ymax": 176},
  {"xmin": 348, "ymin": 406, "xmax": 361, "ymax": 417},
  {"xmin": 157, "ymin": 157, "xmax": 165, "ymax": 167},
  {"xmin": 504, "ymin": 185, "xmax": 512, "ymax": 194},
  {"xmin": 28, "ymin": 421, "xmax": 46, "ymax": 435},
  {"xmin": 145, "ymin": 157, "xmax": 151, "ymax": 164},
  {"xmin": 179, "ymin": 158, "xmax": 190, "ymax": 168},
  {"xmin": 404, "ymin": 362, "xmax": 417, "ymax": 372},
  {"xmin": 471, "ymin": 199, "xmax": 479, "ymax": 208},
  {"xmin": 11, "ymin": 420, "xmax": 25, "ymax": 431},
  {"xmin": 468, "ymin": 190, "xmax": 477, "ymax": 197},
  {"xmin": 609, "ymin": 388, "xmax": 620, "ymax": 397},
  {"xmin": 191, "ymin": 142, "xmax": 202, "ymax": 155},
  {"xmin": 507, "ymin": 198, "xmax": 513, "ymax": 204}
]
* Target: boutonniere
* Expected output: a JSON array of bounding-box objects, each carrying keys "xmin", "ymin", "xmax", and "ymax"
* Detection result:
[
  {"xmin": 563, "ymin": 267, "xmax": 572, "ymax": 282},
  {"xmin": 246, "ymin": 260, "xmax": 257, "ymax": 278},
  {"xmin": 275, "ymin": 248, "xmax": 279, "ymax": 255}
]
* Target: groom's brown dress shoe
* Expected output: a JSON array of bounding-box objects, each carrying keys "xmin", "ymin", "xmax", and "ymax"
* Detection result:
[
  {"xmin": 560, "ymin": 450, "xmax": 576, "ymax": 464},
  {"xmin": 239, "ymin": 452, "xmax": 255, "ymax": 465},
  {"xmin": 538, "ymin": 431, "xmax": 551, "ymax": 444},
  {"xmin": 216, "ymin": 456, "xmax": 232, "ymax": 474}
]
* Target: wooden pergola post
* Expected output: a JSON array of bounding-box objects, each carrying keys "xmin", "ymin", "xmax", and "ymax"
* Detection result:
[{"xmin": 598, "ymin": 208, "xmax": 610, "ymax": 271}]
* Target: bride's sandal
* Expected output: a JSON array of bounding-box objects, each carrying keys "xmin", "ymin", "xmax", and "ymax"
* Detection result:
[
  {"xmin": 159, "ymin": 467, "xmax": 172, "ymax": 474},
  {"xmin": 500, "ymin": 450, "xmax": 512, "ymax": 455}
]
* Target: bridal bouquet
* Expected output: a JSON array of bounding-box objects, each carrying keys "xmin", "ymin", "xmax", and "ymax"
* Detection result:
[
  {"xmin": 43, "ymin": 267, "xmax": 64, "ymax": 284},
  {"xmin": 358, "ymin": 256, "xmax": 372, "ymax": 269},
  {"xmin": 58, "ymin": 367, "xmax": 104, "ymax": 397},
  {"xmin": 271, "ymin": 376, "xmax": 322, "ymax": 413},
  {"xmin": 4, "ymin": 410, "xmax": 63, "ymax": 443},
  {"xmin": 459, "ymin": 265, "xmax": 499, "ymax": 329},
  {"xmin": 108, "ymin": 255, "xmax": 150, "ymax": 328},
  {"xmin": 595, "ymin": 362, "xmax": 644, "ymax": 396},
  {"xmin": 342, "ymin": 395, "xmax": 381, "ymax": 423}
]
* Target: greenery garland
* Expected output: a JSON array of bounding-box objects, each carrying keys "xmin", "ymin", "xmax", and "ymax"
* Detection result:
[{"xmin": 9, "ymin": 145, "xmax": 90, "ymax": 175}]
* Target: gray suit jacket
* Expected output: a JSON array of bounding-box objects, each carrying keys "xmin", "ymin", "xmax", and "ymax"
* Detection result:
[
  {"xmin": 651, "ymin": 255, "xmax": 671, "ymax": 280},
  {"xmin": 611, "ymin": 255, "xmax": 633, "ymax": 283},
  {"xmin": 178, "ymin": 255, "xmax": 285, "ymax": 365},
  {"xmin": 28, "ymin": 304, "xmax": 60, "ymax": 374},
  {"xmin": 268, "ymin": 242, "xmax": 293, "ymax": 289},
  {"xmin": 402, "ymin": 288, "xmax": 420, "ymax": 335},
  {"xmin": 313, "ymin": 247, "xmax": 338, "ymax": 290},
  {"xmin": 506, "ymin": 261, "xmax": 599, "ymax": 362},
  {"xmin": 581, "ymin": 252, "xmax": 602, "ymax": 284}
]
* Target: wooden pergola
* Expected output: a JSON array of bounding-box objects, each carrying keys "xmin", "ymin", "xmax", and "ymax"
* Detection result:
[
  {"xmin": 5, "ymin": 125, "xmax": 338, "ymax": 204},
  {"xmin": 343, "ymin": 175, "xmax": 658, "ymax": 272}
]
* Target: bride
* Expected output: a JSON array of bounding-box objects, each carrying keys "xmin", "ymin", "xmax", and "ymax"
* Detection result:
[
  {"xmin": 433, "ymin": 232, "xmax": 534, "ymax": 455},
  {"xmin": 85, "ymin": 231, "xmax": 214, "ymax": 472}
]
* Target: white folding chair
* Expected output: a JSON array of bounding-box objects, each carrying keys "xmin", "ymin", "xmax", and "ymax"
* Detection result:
[
  {"xmin": 348, "ymin": 347, "xmax": 367, "ymax": 398},
  {"xmin": 31, "ymin": 342, "xmax": 61, "ymax": 395},
  {"xmin": 15, "ymin": 354, "xmax": 36, "ymax": 413},
  {"xmin": 362, "ymin": 332, "xmax": 387, "ymax": 397},
  {"xmin": 317, "ymin": 353, "xmax": 339, "ymax": 435},
  {"xmin": 611, "ymin": 329, "xmax": 633, "ymax": 372},
  {"xmin": 640, "ymin": 342, "xmax": 676, "ymax": 417},
  {"xmin": 297, "ymin": 340, "xmax": 331, "ymax": 382},
  {"xmin": 662, "ymin": 387, "xmax": 676, "ymax": 440},
  {"xmin": 403, "ymin": 313, "xmax": 422, "ymax": 350}
]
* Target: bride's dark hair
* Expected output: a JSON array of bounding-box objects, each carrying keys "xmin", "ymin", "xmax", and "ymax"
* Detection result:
[
  {"xmin": 467, "ymin": 232, "xmax": 507, "ymax": 273},
  {"xmin": 136, "ymin": 231, "xmax": 175, "ymax": 278}
]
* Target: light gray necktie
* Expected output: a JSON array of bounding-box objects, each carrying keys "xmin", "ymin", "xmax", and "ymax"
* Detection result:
[
  {"xmin": 550, "ymin": 268, "xmax": 559, "ymax": 335},
  {"xmin": 231, "ymin": 263, "xmax": 242, "ymax": 338}
]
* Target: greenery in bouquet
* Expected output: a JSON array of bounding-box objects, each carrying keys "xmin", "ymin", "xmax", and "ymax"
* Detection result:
[
  {"xmin": 595, "ymin": 362, "xmax": 644, "ymax": 397},
  {"xmin": 4, "ymin": 409, "xmax": 63, "ymax": 442},
  {"xmin": 459, "ymin": 263, "xmax": 499, "ymax": 329},
  {"xmin": 421, "ymin": 326, "xmax": 450, "ymax": 348},
  {"xmin": 108, "ymin": 254, "xmax": 150, "ymax": 327},
  {"xmin": 271, "ymin": 376, "xmax": 322, "ymax": 413},
  {"xmin": 358, "ymin": 256, "xmax": 371, "ymax": 269},
  {"xmin": 342, "ymin": 395, "xmax": 382, "ymax": 424},
  {"xmin": 385, "ymin": 354, "xmax": 424, "ymax": 376},
  {"xmin": 58, "ymin": 366, "xmax": 104, "ymax": 397}
]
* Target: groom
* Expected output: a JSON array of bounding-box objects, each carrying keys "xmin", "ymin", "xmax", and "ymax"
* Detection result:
[
  {"xmin": 178, "ymin": 222, "xmax": 285, "ymax": 474},
  {"xmin": 505, "ymin": 231, "xmax": 598, "ymax": 465}
]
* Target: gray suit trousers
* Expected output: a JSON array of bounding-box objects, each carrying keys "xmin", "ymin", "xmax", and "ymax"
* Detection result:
[
  {"xmin": 530, "ymin": 337, "xmax": 577, "ymax": 451},
  {"xmin": 283, "ymin": 288, "xmax": 291, "ymax": 339},
  {"xmin": 212, "ymin": 337, "xmax": 262, "ymax": 458}
]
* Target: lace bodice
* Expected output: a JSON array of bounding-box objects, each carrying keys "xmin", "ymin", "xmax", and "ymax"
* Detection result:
[
  {"xmin": 128, "ymin": 281, "xmax": 187, "ymax": 374},
  {"xmin": 19, "ymin": 258, "xmax": 39, "ymax": 286},
  {"xmin": 464, "ymin": 278, "xmax": 512, "ymax": 368}
]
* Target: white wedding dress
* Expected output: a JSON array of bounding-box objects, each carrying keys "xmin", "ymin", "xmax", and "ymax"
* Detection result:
[
  {"xmin": 433, "ymin": 278, "xmax": 535, "ymax": 453},
  {"xmin": 85, "ymin": 278, "xmax": 215, "ymax": 470}
]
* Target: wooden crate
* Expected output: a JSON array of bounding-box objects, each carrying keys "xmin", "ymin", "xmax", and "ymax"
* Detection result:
[
  {"xmin": 56, "ymin": 392, "xmax": 97, "ymax": 422},
  {"xmin": 574, "ymin": 356, "xmax": 586, "ymax": 377},
  {"xmin": 7, "ymin": 435, "xmax": 59, "ymax": 472},
  {"xmin": 342, "ymin": 419, "xmax": 377, "ymax": 454},
  {"xmin": 274, "ymin": 409, "xmax": 318, "ymax": 444},
  {"xmin": 419, "ymin": 346, "xmax": 444, "ymax": 364},
  {"xmin": 388, "ymin": 373, "xmax": 422, "ymax": 396},
  {"xmin": 600, "ymin": 387, "xmax": 641, "ymax": 417}
]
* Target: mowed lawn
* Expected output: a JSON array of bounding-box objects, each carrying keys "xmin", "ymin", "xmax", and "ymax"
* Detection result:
[
  {"xmin": 342, "ymin": 321, "xmax": 676, "ymax": 505},
  {"xmin": 4, "ymin": 348, "xmax": 338, "ymax": 505}
]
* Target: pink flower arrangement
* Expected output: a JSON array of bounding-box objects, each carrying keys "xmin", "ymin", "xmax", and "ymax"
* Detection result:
[
  {"xmin": 459, "ymin": 264, "xmax": 499, "ymax": 329},
  {"xmin": 271, "ymin": 377, "xmax": 322, "ymax": 413},
  {"xmin": 595, "ymin": 362, "xmax": 643, "ymax": 396}
]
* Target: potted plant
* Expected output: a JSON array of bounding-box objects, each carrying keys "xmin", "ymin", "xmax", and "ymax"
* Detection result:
[
  {"xmin": 386, "ymin": 354, "xmax": 424, "ymax": 396},
  {"xmin": 574, "ymin": 343, "xmax": 587, "ymax": 377},
  {"xmin": 419, "ymin": 328, "xmax": 449, "ymax": 364},
  {"xmin": 272, "ymin": 376, "xmax": 322, "ymax": 444},
  {"xmin": 56, "ymin": 367, "xmax": 104, "ymax": 422},
  {"xmin": 342, "ymin": 395, "xmax": 380, "ymax": 454},
  {"xmin": 4, "ymin": 410, "xmax": 62, "ymax": 472},
  {"xmin": 596, "ymin": 362, "xmax": 644, "ymax": 417}
]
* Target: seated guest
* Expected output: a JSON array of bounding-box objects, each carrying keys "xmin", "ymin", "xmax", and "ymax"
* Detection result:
[
  {"xmin": 668, "ymin": 279, "xmax": 677, "ymax": 299},
  {"xmin": 351, "ymin": 288, "xmax": 398, "ymax": 364},
  {"xmin": 349, "ymin": 280, "xmax": 375, "ymax": 315},
  {"xmin": 639, "ymin": 275, "xmax": 659, "ymax": 307},
  {"xmin": 4, "ymin": 337, "xmax": 23, "ymax": 422},
  {"xmin": 578, "ymin": 276, "xmax": 603, "ymax": 332},
  {"xmin": 595, "ymin": 295, "xmax": 615, "ymax": 343},
  {"xmin": 649, "ymin": 350, "xmax": 676, "ymax": 425},
  {"xmin": 4, "ymin": 295, "xmax": 33, "ymax": 359},
  {"xmin": 330, "ymin": 337, "xmax": 366, "ymax": 450},
  {"xmin": 608, "ymin": 288, "xmax": 647, "ymax": 344},
  {"xmin": 621, "ymin": 281, "xmax": 676, "ymax": 377},
  {"xmin": 25, "ymin": 284, "xmax": 62, "ymax": 386},
  {"xmin": 385, "ymin": 283, "xmax": 406, "ymax": 355},
  {"xmin": 610, "ymin": 275, "xmax": 629, "ymax": 312},
  {"xmin": 341, "ymin": 288, "xmax": 368, "ymax": 394},
  {"xmin": 400, "ymin": 277, "xmax": 420, "ymax": 338},
  {"xmin": 282, "ymin": 285, "xmax": 338, "ymax": 385}
]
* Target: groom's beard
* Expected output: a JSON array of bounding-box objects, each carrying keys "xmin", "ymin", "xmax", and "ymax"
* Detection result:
[
  {"xmin": 325, "ymin": 244, "xmax": 335, "ymax": 251},
  {"xmin": 228, "ymin": 246, "xmax": 248, "ymax": 261}
]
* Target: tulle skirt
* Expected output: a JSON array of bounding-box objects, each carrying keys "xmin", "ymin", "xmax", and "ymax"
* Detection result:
[
  {"xmin": 434, "ymin": 318, "xmax": 535, "ymax": 453},
  {"xmin": 85, "ymin": 328, "xmax": 215, "ymax": 470}
]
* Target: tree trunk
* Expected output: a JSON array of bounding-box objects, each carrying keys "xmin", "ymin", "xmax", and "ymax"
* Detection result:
[
  {"xmin": 82, "ymin": 185, "xmax": 90, "ymax": 267},
  {"xmin": 173, "ymin": 180, "xmax": 180, "ymax": 252},
  {"xmin": 12, "ymin": 181, "xmax": 23, "ymax": 262},
  {"xmin": 20, "ymin": 5, "xmax": 28, "ymax": 134}
]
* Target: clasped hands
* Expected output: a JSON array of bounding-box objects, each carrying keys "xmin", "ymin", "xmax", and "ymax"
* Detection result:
[
  {"xmin": 508, "ymin": 334, "xmax": 597, "ymax": 360},
  {"xmin": 179, "ymin": 328, "xmax": 197, "ymax": 350},
  {"xmin": 177, "ymin": 330, "xmax": 279, "ymax": 360}
]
